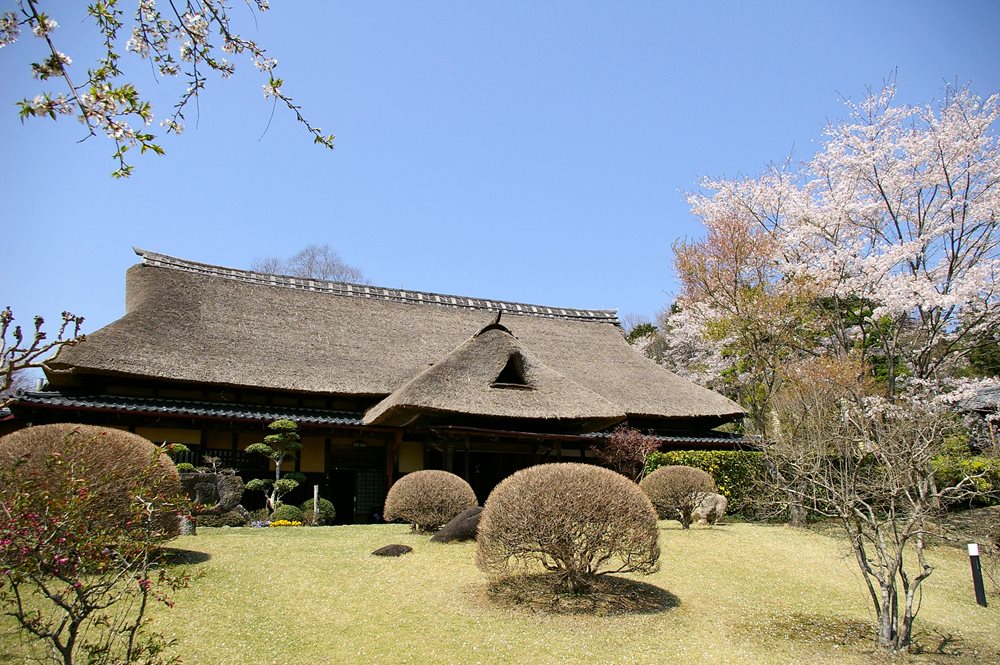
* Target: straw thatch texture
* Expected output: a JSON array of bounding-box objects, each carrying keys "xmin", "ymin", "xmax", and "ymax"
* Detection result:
[
  {"xmin": 47, "ymin": 251, "xmax": 743, "ymax": 423},
  {"xmin": 363, "ymin": 324, "xmax": 626, "ymax": 428}
]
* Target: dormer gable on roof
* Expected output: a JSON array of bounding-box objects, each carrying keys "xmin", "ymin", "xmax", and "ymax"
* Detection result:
[{"xmin": 363, "ymin": 320, "xmax": 626, "ymax": 431}]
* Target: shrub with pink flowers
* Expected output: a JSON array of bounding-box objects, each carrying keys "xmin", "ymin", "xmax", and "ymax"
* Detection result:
[{"xmin": 0, "ymin": 426, "xmax": 190, "ymax": 664}]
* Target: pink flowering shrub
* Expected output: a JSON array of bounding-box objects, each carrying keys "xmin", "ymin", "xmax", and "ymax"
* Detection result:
[{"xmin": 0, "ymin": 426, "xmax": 190, "ymax": 664}]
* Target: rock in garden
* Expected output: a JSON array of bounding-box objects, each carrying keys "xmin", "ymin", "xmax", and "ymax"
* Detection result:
[
  {"xmin": 372, "ymin": 544, "xmax": 413, "ymax": 557},
  {"xmin": 178, "ymin": 515, "xmax": 197, "ymax": 536},
  {"xmin": 430, "ymin": 506, "xmax": 482, "ymax": 543},
  {"xmin": 179, "ymin": 472, "xmax": 245, "ymax": 515},
  {"xmin": 692, "ymin": 492, "xmax": 728, "ymax": 525}
]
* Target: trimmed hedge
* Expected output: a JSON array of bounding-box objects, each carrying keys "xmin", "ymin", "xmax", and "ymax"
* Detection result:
[
  {"xmin": 301, "ymin": 498, "xmax": 336, "ymax": 525},
  {"xmin": 645, "ymin": 450, "xmax": 766, "ymax": 516},
  {"xmin": 198, "ymin": 510, "xmax": 248, "ymax": 528},
  {"xmin": 383, "ymin": 470, "xmax": 478, "ymax": 532},
  {"xmin": 270, "ymin": 503, "xmax": 305, "ymax": 523},
  {"xmin": 0, "ymin": 423, "xmax": 183, "ymax": 538},
  {"xmin": 476, "ymin": 463, "xmax": 659, "ymax": 592}
]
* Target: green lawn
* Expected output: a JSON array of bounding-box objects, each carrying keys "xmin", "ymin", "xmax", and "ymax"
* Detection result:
[{"xmin": 2, "ymin": 522, "xmax": 997, "ymax": 664}]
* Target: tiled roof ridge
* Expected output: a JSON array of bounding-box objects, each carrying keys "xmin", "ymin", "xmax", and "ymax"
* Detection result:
[
  {"xmin": 134, "ymin": 248, "xmax": 620, "ymax": 324},
  {"xmin": 14, "ymin": 390, "xmax": 364, "ymax": 426}
]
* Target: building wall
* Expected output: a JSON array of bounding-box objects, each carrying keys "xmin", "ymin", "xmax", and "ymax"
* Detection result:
[{"xmin": 134, "ymin": 426, "xmax": 201, "ymax": 446}]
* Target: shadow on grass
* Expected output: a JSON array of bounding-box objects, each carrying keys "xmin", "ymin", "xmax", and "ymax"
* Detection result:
[
  {"xmin": 910, "ymin": 627, "xmax": 1000, "ymax": 662},
  {"xmin": 741, "ymin": 612, "xmax": 872, "ymax": 648},
  {"xmin": 658, "ymin": 522, "xmax": 735, "ymax": 533},
  {"xmin": 0, "ymin": 644, "xmax": 26, "ymax": 663},
  {"xmin": 485, "ymin": 573, "xmax": 679, "ymax": 616},
  {"xmin": 160, "ymin": 547, "xmax": 212, "ymax": 565},
  {"xmin": 742, "ymin": 610, "xmax": 1000, "ymax": 662}
]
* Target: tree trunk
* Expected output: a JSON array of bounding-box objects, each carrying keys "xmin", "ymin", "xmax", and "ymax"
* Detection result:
[
  {"xmin": 879, "ymin": 586, "xmax": 896, "ymax": 650},
  {"xmin": 786, "ymin": 497, "xmax": 807, "ymax": 527},
  {"xmin": 562, "ymin": 571, "xmax": 590, "ymax": 594}
]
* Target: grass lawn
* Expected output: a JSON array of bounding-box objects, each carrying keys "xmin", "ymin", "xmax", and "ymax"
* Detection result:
[{"xmin": 2, "ymin": 521, "xmax": 997, "ymax": 664}]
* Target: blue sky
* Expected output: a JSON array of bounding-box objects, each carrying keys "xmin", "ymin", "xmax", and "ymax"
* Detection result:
[{"xmin": 2, "ymin": 1, "xmax": 999, "ymax": 338}]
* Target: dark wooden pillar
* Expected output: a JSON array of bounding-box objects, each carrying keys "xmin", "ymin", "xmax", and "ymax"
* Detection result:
[
  {"xmin": 386, "ymin": 430, "xmax": 402, "ymax": 489},
  {"xmin": 464, "ymin": 436, "xmax": 471, "ymax": 480}
]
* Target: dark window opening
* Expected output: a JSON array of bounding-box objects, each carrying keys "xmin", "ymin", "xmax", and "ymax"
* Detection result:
[{"xmin": 492, "ymin": 354, "xmax": 531, "ymax": 389}]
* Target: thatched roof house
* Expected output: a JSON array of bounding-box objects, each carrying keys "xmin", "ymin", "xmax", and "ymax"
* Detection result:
[{"xmin": 11, "ymin": 248, "xmax": 745, "ymax": 521}]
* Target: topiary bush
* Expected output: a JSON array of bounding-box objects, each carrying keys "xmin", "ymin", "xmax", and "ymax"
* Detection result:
[
  {"xmin": 476, "ymin": 463, "xmax": 660, "ymax": 593},
  {"xmin": 301, "ymin": 498, "xmax": 336, "ymax": 525},
  {"xmin": 0, "ymin": 424, "xmax": 189, "ymax": 664},
  {"xmin": 270, "ymin": 503, "xmax": 305, "ymax": 524},
  {"xmin": 0, "ymin": 423, "xmax": 183, "ymax": 538},
  {"xmin": 640, "ymin": 465, "xmax": 716, "ymax": 528},
  {"xmin": 383, "ymin": 470, "xmax": 478, "ymax": 532},
  {"xmin": 645, "ymin": 450, "xmax": 766, "ymax": 516}
]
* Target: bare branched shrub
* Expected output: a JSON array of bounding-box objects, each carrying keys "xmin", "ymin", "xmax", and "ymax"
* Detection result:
[
  {"xmin": 383, "ymin": 470, "xmax": 477, "ymax": 532},
  {"xmin": 640, "ymin": 465, "xmax": 716, "ymax": 528},
  {"xmin": 767, "ymin": 358, "xmax": 995, "ymax": 652},
  {"xmin": 476, "ymin": 463, "xmax": 660, "ymax": 593},
  {"xmin": 593, "ymin": 426, "xmax": 662, "ymax": 481},
  {"xmin": 0, "ymin": 423, "xmax": 182, "ymax": 538}
]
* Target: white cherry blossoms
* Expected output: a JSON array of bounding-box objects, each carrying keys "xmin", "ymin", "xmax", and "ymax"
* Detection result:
[{"xmin": 7, "ymin": 0, "xmax": 332, "ymax": 177}]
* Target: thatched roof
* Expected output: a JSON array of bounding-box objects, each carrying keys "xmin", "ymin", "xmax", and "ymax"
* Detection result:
[
  {"xmin": 47, "ymin": 249, "xmax": 744, "ymax": 426},
  {"xmin": 363, "ymin": 320, "xmax": 626, "ymax": 431}
]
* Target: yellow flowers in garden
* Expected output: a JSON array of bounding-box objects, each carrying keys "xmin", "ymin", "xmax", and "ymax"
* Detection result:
[{"xmin": 268, "ymin": 520, "xmax": 302, "ymax": 528}]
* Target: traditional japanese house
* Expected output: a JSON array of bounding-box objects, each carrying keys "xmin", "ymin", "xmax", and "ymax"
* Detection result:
[{"xmin": 8, "ymin": 248, "xmax": 746, "ymax": 522}]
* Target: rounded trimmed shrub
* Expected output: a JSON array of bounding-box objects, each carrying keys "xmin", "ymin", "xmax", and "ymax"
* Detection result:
[
  {"xmin": 476, "ymin": 463, "xmax": 660, "ymax": 593},
  {"xmin": 284, "ymin": 471, "xmax": 308, "ymax": 485},
  {"xmin": 383, "ymin": 470, "xmax": 477, "ymax": 532},
  {"xmin": 301, "ymin": 498, "xmax": 336, "ymax": 525},
  {"xmin": 640, "ymin": 465, "xmax": 716, "ymax": 528},
  {"xmin": 175, "ymin": 462, "xmax": 196, "ymax": 473},
  {"xmin": 645, "ymin": 449, "xmax": 767, "ymax": 516},
  {"xmin": 270, "ymin": 503, "xmax": 305, "ymax": 523},
  {"xmin": 0, "ymin": 423, "xmax": 183, "ymax": 538}
]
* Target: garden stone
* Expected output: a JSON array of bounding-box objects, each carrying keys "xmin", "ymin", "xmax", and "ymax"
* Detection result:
[
  {"xmin": 372, "ymin": 544, "xmax": 413, "ymax": 557},
  {"xmin": 430, "ymin": 506, "xmax": 482, "ymax": 542},
  {"xmin": 178, "ymin": 515, "xmax": 197, "ymax": 536},
  {"xmin": 692, "ymin": 492, "xmax": 728, "ymax": 525},
  {"xmin": 179, "ymin": 472, "xmax": 245, "ymax": 515}
]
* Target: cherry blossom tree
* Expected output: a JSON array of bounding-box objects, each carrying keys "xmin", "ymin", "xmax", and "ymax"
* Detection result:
[
  {"xmin": 661, "ymin": 83, "xmax": 1000, "ymax": 420},
  {"xmin": 671, "ymin": 211, "xmax": 828, "ymax": 431},
  {"xmin": 651, "ymin": 83, "xmax": 1000, "ymax": 651},
  {"xmin": 1, "ymin": 1, "xmax": 334, "ymax": 177}
]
